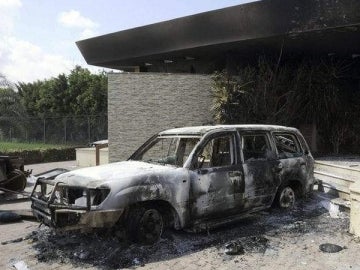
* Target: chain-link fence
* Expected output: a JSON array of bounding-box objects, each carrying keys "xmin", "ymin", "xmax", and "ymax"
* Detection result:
[{"xmin": 0, "ymin": 115, "xmax": 108, "ymax": 145}]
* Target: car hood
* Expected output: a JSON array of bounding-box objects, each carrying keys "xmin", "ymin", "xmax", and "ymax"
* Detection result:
[{"xmin": 54, "ymin": 161, "xmax": 179, "ymax": 189}]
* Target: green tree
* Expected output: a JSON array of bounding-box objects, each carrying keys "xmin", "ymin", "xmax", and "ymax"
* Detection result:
[
  {"xmin": 0, "ymin": 74, "xmax": 28, "ymax": 140},
  {"xmin": 17, "ymin": 80, "xmax": 44, "ymax": 116},
  {"xmin": 67, "ymin": 66, "xmax": 107, "ymax": 115},
  {"xmin": 17, "ymin": 66, "xmax": 107, "ymax": 117},
  {"xmin": 16, "ymin": 66, "xmax": 108, "ymax": 143}
]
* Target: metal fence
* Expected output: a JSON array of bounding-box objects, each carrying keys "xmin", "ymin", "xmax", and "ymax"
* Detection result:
[{"xmin": 0, "ymin": 115, "xmax": 108, "ymax": 145}]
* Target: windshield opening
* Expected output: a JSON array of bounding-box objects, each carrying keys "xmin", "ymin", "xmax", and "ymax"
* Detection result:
[{"xmin": 136, "ymin": 137, "xmax": 200, "ymax": 167}]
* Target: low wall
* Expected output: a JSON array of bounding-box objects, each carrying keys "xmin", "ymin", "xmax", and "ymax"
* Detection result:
[
  {"xmin": 314, "ymin": 161, "xmax": 360, "ymax": 200},
  {"xmin": 314, "ymin": 160, "xmax": 360, "ymax": 237},
  {"xmin": 350, "ymin": 182, "xmax": 360, "ymax": 237},
  {"xmin": 76, "ymin": 147, "xmax": 109, "ymax": 167}
]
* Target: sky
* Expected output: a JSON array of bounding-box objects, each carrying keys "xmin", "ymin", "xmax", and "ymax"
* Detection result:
[{"xmin": 0, "ymin": 0, "xmax": 256, "ymax": 83}]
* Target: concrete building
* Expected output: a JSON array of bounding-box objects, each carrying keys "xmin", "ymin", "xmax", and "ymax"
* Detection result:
[{"xmin": 77, "ymin": 0, "xmax": 360, "ymax": 161}]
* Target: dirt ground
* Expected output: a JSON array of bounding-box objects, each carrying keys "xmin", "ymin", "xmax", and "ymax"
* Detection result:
[{"xmin": 1, "ymin": 193, "xmax": 360, "ymax": 270}]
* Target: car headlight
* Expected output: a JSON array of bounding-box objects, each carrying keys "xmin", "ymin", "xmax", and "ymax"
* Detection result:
[
  {"xmin": 51, "ymin": 186, "xmax": 110, "ymax": 207},
  {"xmin": 90, "ymin": 188, "xmax": 110, "ymax": 206}
]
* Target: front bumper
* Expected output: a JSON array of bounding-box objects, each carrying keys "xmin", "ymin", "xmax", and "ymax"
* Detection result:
[
  {"xmin": 32, "ymin": 206, "xmax": 124, "ymax": 231},
  {"xmin": 31, "ymin": 179, "xmax": 123, "ymax": 230}
]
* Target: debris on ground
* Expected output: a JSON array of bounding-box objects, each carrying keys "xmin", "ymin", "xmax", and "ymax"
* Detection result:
[
  {"xmin": 12, "ymin": 260, "xmax": 29, "ymax": 270},
  {"xmin": 0, "ymin": 211, "xmax": 22, "ymax": 223},
  {"xmin": 73, "ymin": 250, "xmax": 90, "ymax": 260},
  {"xmin": 1, "ymin": 235, "xmax": 31, "ymax": 245},
  {"xmin": 320, "ymin": 200, "xmax": 344, "ymax": 218},
  {"xmin": 15, "ymin": 195, "xmax": 352, "ymax": 269},
  {"xmin": 224, "ymin": 241, "xmax": 244, "ymax": 255},
  {"xmin": 319, "ymin": 243, "xmax": 344, "ymax": 253}
]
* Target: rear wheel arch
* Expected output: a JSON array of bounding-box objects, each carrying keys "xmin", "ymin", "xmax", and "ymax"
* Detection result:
[
  {"xmin": 287, "ymin": 179, "xmax": 304, "ymax": 197},
  {"xmin": 274, "ymin": 179, "xmax": 303, "ymax": 208}
]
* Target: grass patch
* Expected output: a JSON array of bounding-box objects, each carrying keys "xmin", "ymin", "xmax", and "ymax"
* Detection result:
[{"xmin": 0, "ymin": 142, "xmax": 72, "ymax": 153}]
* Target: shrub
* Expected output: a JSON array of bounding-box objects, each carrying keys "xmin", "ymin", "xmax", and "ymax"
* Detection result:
[{"xmin": 2, "ymin": 148, "xmax": 76, "ymax": 164}]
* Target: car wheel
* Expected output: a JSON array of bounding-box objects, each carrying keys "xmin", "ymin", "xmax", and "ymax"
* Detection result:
[
  {"xmin": 275, "ymin": 185, "xmax": 296, "ymax": 209},
  {"xmin": 126, "ymin": 206, "xmax": 164, "ymax": 245},
  {"xmin": 2, "ymin": 169, "xmax": 27, "ymax": 191}
]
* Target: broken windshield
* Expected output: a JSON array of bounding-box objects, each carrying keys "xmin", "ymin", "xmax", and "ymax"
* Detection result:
[{"xmin": 137, "ymin": 137, "xmax": 200, "ymax": 167}]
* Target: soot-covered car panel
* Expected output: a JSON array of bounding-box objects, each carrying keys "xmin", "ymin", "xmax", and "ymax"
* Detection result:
[{"xmin": 31, "ymin": 125, "xmax": 314, "ymax": 243}]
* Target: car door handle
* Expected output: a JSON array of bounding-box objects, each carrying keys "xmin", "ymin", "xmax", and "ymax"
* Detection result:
[
  {"xmin": 198, "ymin": 169, "xmax": 209, "ymax": 175},
  {"xmin": 229, "ymin": 171, "xmax": 242, "ymax": 177}
]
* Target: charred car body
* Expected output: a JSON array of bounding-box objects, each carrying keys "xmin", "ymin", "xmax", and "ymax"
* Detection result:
[{"xmin": 31, "ymin": 125, "xmax": 314, "ymax": 244}]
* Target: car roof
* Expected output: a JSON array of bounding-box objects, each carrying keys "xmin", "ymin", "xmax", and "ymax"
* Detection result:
[{"xmin": 159, "ymin": 124, "xmax": 299, "ymax": 136}]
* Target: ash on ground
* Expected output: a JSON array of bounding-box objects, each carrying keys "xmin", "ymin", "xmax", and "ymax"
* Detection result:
[{"xmin": 29, "ymin": 194, "xmax": 350, "ymax": 269}]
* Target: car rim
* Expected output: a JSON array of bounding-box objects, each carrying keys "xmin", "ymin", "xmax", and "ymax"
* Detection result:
[
  {"xmin": 279, "ymin": 187, "xmax": 295, "ymax": 208},
  {"xmin": 139, "ymin": 209, "xmax": 163, "ymax": 244}
]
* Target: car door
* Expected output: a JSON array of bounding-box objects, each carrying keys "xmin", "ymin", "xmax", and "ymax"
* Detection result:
[
  {"xmin": 240, "ymin": 131, "xmax": 281, "ymax": 209},
  {"xmin": 272, "ymin": 132, "xmax": 310, "ymax": 190},
  {"xmin": 189, "ymin": 131, "xmax": 245, "ymax": 219}
]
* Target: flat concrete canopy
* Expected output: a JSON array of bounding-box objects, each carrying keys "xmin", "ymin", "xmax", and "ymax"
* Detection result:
[{"xmin": 77, "ymin": 0, "xmax": 360, "ymax": 70}]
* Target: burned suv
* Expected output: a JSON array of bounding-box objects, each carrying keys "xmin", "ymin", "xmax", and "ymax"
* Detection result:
[{"xmin": 31, "ymin": 125, "xmax": 314, "ymax": 244}]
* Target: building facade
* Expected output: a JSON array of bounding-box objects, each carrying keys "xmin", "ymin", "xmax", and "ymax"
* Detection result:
[{"xmin": 77, "ymin": 0, "xmax": 360, "ymax": 160}]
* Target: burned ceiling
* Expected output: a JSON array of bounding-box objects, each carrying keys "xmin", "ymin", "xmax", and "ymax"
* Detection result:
[{"xmin": 76, "ymin": 0, "xmax": 360, "ymax": 70}]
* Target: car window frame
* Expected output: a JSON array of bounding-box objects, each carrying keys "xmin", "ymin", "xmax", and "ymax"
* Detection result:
[
  {"xmin": 190, "ymin": 131, "xmax": 238, "ymax": 170},
  {"xmin": 272, "ymin": 132, "xmax": 304, "ymax": 159},
  {"xmin": 131, "ymin": 135, "xmax": 202, "ymax": 166},
  {"xmin": 238, "ymin": 131, "xmax": 275, "ymax": 163}
]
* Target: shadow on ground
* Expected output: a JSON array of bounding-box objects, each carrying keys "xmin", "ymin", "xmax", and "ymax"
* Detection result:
[{"xmin": 29, "ymin": 195, "xmax": 348, "ymax": 269}]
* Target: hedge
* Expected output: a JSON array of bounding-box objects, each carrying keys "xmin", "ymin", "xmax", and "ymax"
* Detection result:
[{"xmin": 1, "ymin": 148, "xmax": 76, "ymax": 165}]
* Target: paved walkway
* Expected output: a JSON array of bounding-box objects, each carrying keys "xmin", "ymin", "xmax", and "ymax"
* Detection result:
[{"xmin": 25, "ymin": 160, "xmax": 78, "ymax": 175}]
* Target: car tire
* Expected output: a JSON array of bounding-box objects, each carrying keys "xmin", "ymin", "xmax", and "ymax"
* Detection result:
[
  {"xmin": 2, "ymin": 169, "xmax": 27, "ymax": 191},
  {"xmin": 275, "ymin": 184, "xmax": 296, "ymax": 209},
  {"xmin": 126, "ymin": 205, "xmax": 164, "ymax": 245}
]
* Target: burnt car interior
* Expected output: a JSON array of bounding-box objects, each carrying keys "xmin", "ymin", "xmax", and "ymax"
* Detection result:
[
  {"xmin": 242, "ymin": 134, "xmax": 271, "ymax": 161},
  {"xmin": 197, "ymin": 135, "xmax": 233, "ymax": 168},
  {"xmin": 274, "ymin": 133, "xmax": 303, "ymax": 159}
]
